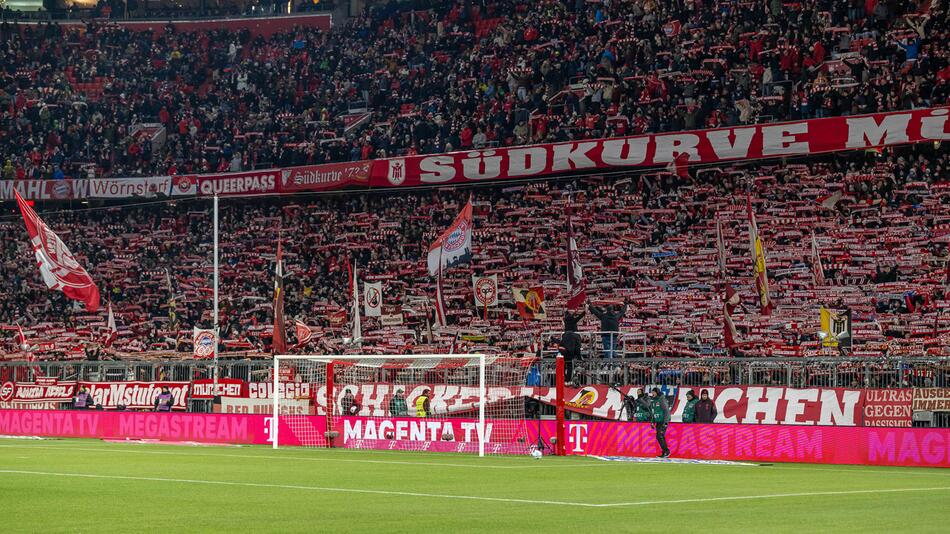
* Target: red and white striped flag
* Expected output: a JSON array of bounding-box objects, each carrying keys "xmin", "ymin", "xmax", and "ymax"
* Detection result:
[
  {"xmin": 723, "ymin": 284, "xmax": 740, "ymax": 348},
  {"xmin": 14, "ymin": 190, "xmax": 99, "ymax": 311},
  {"xmin": 566, "ymin": 204, "xmax": 587, "ymax": 310},
  {"xmin": 746, "ymin": 195, "xmax": 772, "ymax": 315},
  {"xmin": 812, "ymin": 232, "xmax": 825, "ymax": 286}
]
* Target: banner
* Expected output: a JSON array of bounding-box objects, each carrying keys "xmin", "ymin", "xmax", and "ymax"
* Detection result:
[
  {"xmin": 364, "ymin": 281, "xmax": 383, "ymax": 317},
  {"xmin": 81, "ymin": 381, "xmax": 190, "ymax": 410},
  {"xmin": 513, "ymin": 286, "xmax": 547, "ymax": 320},
  {"xmin": 278, "ymin": 161, "xmax": 372, "ymax": 193},
  {"xmin": 819, "ymin": 307, "xmax": 852, "ymax": 348},
  {"xmin": 190, "ymin": 379, "xmax": 246, "ymax": 399},
  {"xmin": 88, "ymin": 177, "xmax": 175, "ymax": 198},
  {"xmin": 0, "ymin": 180, "xmax": 84, "ymax": 200},
  {"xmin": 542, "ymin": 421, "xmax": 950, "ymax": 468},
  {"xmin": 197, "ymin": 170, "xmax": 280, "ymax": 197},
  {"xmin": 370, "ymin": 107, "xmax": 950, "ymax": 187},
  {"xmin": 1, "ymin": 410, "xmax": 947, "ymax": 467},
  {"xmin": 472, "ymin": 275, "xmax": 498, "ymax": 308},
  {"xmin": 0, "ymin": 380, "xmax": 75, "ymax": 404},
  {"xmin": 862, "ymin": 389, "xmax": 913, "ymax": 427},
  {"xmin": 193, "ymin": 328, "xmax": 216, "ymax": 359},
  {"xmin": 913, "ymin": 388, "xmax": 950, "ymax": 412},
  {"xmin": 219, "ymin": 397, "xmax": 311, "ymax": 415}
]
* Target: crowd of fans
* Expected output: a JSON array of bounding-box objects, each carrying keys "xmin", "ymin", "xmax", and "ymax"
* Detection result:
[
  {"xmin": 1, "ymin": 143, "xmax": 948, "ymax": 372},
  {"xmin": 0, "ymin": 0, "xmax": 947, "ymax": 181}
]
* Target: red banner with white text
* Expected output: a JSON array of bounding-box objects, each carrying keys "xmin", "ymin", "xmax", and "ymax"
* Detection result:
[
  {"xmin": 190, "ymin": 379, "xmax": 247, "ymax": 399},
  {"xmin": 369, "ymin": 106, "xmax": 950, "ymax": 187}
]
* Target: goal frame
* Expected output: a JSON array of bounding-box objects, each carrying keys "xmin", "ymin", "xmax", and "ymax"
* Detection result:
[{"xmin": 272, "ymin": 353, "xmax": 488, "ymax": 456}]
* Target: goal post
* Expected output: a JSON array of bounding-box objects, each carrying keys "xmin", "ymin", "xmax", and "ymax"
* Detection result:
[{"xmin": 272, "ymin": 353, "xmax": 535, "ymax": 456}]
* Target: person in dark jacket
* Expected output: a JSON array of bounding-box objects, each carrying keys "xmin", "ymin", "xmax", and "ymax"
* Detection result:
[
  {"xmin": 589, "ymin": 302, "xmax": 627, "ymax": 358},
  {"xmin": 650, "ymin": 387, "xmax": 671, "ymax": 457},
  {"xmin": 682, "ymin": 390, "xmax": 699, "ymax": 423},
  {"xmin": 389, "ymin": 389, "xmax": 408, "ymax": 417},
  {"xmin": 695, "ymin": 389, "xmax": 718, "ymax": 423},
  {"xmin": 559, "ymin": 308, "xmax": 585, "ymax": 383},
  {"xmin": 73, "ymin": 386, "xmax": 93, "ymax": 410},
  {"xmin": 154, "ymin": 386, "xmax": 173, "ymax": 412}
]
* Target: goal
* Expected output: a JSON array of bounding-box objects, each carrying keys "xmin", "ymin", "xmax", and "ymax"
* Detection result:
[{"xmin": 272, "ymin": 354, "xmax": 537, "ymax": 456}]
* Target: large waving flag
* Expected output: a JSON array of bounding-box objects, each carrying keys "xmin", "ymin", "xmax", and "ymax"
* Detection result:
[
  {"xmin": 15, "ymin": 190, "xmax": 99, "ymax": 311},
  {"xmin": 566, "ymin": 204, "xmax": 587, "ymax": 310},
  {"xmin": 427, "ymin": 199, "xmax": 473, "ymax": 276},
  {"xmin": 746, "ymin": 195, "xmax": 772, "ymax": 315}
]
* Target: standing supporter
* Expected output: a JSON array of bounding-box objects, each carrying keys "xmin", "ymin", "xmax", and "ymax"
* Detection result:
[
  {"xmin": 590, "ymin": 302, "xmax": 627, "ymax": 358},
  {"xmin": 695, "ymin": 390, "xmax": 718, "ymax": 424}
]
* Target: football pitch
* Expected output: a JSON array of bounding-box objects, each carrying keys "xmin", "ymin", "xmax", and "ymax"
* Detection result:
[{"xmin": 1, "ymin": 439, "xmax": 948, "ymax": 533}]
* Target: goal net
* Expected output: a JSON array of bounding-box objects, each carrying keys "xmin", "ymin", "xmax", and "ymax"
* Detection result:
[{"xmin": 272, "ymin": 354, "xmax": 536, "ymax": 456}]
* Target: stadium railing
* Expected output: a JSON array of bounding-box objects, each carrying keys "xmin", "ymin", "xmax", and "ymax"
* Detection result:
[{"xmin": 1, "ymin": 357, "xmax": 945, "ymax": 392}]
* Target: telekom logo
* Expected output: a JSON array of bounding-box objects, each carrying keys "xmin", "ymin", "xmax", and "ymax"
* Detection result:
[
  {"xmin": 569, "ymin": 424, "xmax": 589, "ymax": 453},
  {"xmin": 264, "ymin": 416, "xmax": 274, "ymax": 443}
]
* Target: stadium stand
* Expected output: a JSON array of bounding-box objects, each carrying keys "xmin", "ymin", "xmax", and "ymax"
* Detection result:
[
  {"xmin": 2, "ymin": 143, "xmax": 948, "ymax": 363},
  {"xmin": 0, "ymin": 0, "xmax": 946, "ymax": 179}
]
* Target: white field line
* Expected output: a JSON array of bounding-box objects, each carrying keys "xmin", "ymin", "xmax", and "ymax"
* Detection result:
[
  {"xmin": 1, "ymin": 469, "xmax": 948, "ymax": 508},
  {"xmin": 0, "ymin": 443, "xmax": 609, "ymax": 470}
]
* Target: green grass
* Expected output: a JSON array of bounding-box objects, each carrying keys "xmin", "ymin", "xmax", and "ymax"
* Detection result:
[{"xmin": 1, "ymin": 439, "xmax": 949, "ymax": 533}]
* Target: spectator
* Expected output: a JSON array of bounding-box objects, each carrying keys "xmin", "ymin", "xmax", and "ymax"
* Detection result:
[
  {"xmin": 695, "ymin": 390, "xmax": 717, "ymax": 424},
  {"xmin": 590, "ymin": 302, "xmax": 627, "ymax": 358}
]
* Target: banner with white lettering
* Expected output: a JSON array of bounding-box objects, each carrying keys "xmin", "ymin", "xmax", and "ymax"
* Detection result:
[
  {"xmin": 190, "ymin": 379, "xmax": 247, "ymax": 399},
  {"xmin": 197, "ymin": 170, "xmax": 280, "ymax": 197},
  {"xmin": 278, "ymin": 161, "xmax": 372, "ymax": 193},
  {"xmin": 81, "ymin": 381, "xmax": 190, "ymax": 410},
  {"xmin": 370, "ymin": 106, "xmax": 950, "ymax": 188}
]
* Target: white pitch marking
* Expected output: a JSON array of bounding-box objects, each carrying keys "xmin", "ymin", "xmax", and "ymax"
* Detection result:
[
  {"xmin": 0, "ymin": 444, "xmax": 608, "ymax": 470},
  {"xmin": 599, "ymin": 486, "xmax": 950, "ymax": 507},
  {"xmin": 0, "ymin": 470, "xmax": 605, "ymax": 508},
  {"xmin": 0, "ymin": 469, "xmax": 948, "ymax": 509}
]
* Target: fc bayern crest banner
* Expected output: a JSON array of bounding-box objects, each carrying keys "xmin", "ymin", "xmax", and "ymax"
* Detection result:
[
  {"xmin": 426, "ymin": 199, "xmax": 473, "ymax": 276},
  {"xmin": 364, "ymin": 281, "xmax": 383, "ymax": 317},
  {"xmin": 472, "ymin": 275, "xmax": 498, "ymax": 308},
  {"xmin": 14, "ymin": 190, "xmax": 100, "ymax": 312},
  {"xmin": 193, "ymin": 328, "xmax": 216, "ymax": 359}
]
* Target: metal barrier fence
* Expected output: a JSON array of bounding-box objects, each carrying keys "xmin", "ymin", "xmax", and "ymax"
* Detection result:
[{"xmin": 1, "ymin": 357, "xmax": 947, "ymax": 390}]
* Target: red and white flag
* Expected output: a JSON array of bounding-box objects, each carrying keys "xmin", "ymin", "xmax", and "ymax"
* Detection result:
[
  {"xmin": 716, "ymin": 218, "xmax": 727, "ymax": 279},
  {"xmin": 812, "ymin": 232, "xmax": 825, "ymax": 286},
  {"xmin": 294, "ymin": 320, "xmax": 313, "ymax": 348},
  {"xmin": 566, "ymin": 204, "xmax": 587, "ymax": 310},
  {"xmin": 14, "ymin": 190, "xmax": 100, "ymax": 311},
  {"xmin": 666, "ymin": 152, "xmax": 690, "ymax": 179},
  {"xmin": 103, "ymin": 302, "xmax": 118, "ymax": 348},
  {"xmin": 427, "ymin": 198, "xmax": 473, "ymax": 276},
  {"xmin": 746, "ymin": 195, "xmax": 772, "ymax": 315},
  {"xmin": 723, "ymin": 284, "xmax": 740, "ymax": 348}
]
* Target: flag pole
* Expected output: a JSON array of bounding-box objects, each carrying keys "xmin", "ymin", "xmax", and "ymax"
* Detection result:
[{"xmin": 213, "ymin": 194, "xmax": 219, "ymax": 392}]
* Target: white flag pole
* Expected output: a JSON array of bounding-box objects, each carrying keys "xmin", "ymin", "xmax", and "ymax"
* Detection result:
[{"xmin": 213, "ymin": 194, "xmax": 219, "ymax": 393}]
